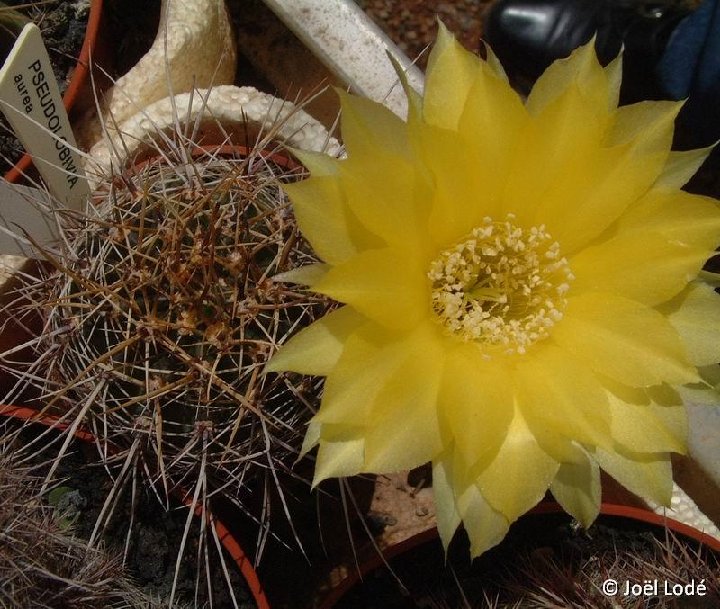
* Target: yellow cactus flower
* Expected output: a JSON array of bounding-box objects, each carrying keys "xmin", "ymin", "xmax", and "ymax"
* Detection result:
[{"xmin": 266, "ymin": 24, "xmax": 720, "ymax": 556}]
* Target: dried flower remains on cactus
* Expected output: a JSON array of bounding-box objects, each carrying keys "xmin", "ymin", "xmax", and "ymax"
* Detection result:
[{"xmin": 267, "ymin": 25, "xmax": 720, "ymax": 557}]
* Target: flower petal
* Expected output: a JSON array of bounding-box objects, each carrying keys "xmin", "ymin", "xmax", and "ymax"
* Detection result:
[
  {"xmin": 527, "ymin": 40, "xmax": 617, "ymax": 117},
  {"xmin": 420, "ymin": 72, "xmax": 526, "ymax": 248},
  {"xmin": 301, "ymin": 419, "xmax": 321, "ymax": 457},
  {"xmin": 659, "ymin": 281, "xmax": 720, "ymax": 366},
  {"xmin": 291, "ymin": 148, "xmax": 341, "ymax": 176},
  {"xmin": 423, "ymin": 22, "xmax": 479, "ymax": 130},
  {"xmin": 418, "ymin": 124, "xmax": 504, "ymax": 249},
  {"xmin": 523, "ymin": 100, "xmax": 680, "ymax": 253},
  {"xmin": 653, "ymin": 146, "xmax": 714, "ymax": 191},
  {"xmin": 475, "ymin": 408, "xmax": 559, "ymax": 522},
  {"xmin": 340, "ymin": 153, "xmax": 433, "ymax": 251},
  {"xmin": 312, "ymin": 246, "xmax": 429, "ymax": 329},
  {"xmin": 284, "ymin": 175, "xmax": 381, "ymax": 265},
  {"xmin": 549, "ymin": 445, "xmax": 601, "ymax": 528},
  {"xmin": 553, "ymin": 292, "xmax": 697, "ymax": 387},
  {"xmin": 272, "ymin": 263, "xmax": 329, "ymax": 286},
  {"xmin": 363, "ymin": 334, "xmax": 445, "ymax": 471},
  {"xmin": 593, "ymin": 447, "xmax": 673, "ymax": 507},
  {"xmin": 265, "ymin": 306, "xmax": 362, "ymax": 376},
  {"xmin": 338, "ymin": 89, "xmax": 409, "ymax": 158},
  {"xmin": 569, "ymin": 231, "xmax": 709, "ymax": 306},
  {"xmin": 313, "ymin": 436, "xmax": 365, "ymax": 485},
  {"xmin": 432, "ymin": 456, "xmax": 462, "ymax": 549},
  {"xmin": 315, "ymin": 322, "xmax": 407, "ymax": 426},
  {"xmin": 516, "ymin": 344, "xmax": 613, "ymax": 452},
  {"xmin": 617, "ymin": 189, "xmax": 720, "ymax": 252},
  {"xmin": 604, "ymin": 382, "xmax": 687, "ymax": 454},
  {"xmin": 457, "ymin": 483, "xmax": 509, "ymax": 558},
  {"xmin": 606, "ymin": 100, "xmax": 682, "ymax": 151},
  {"xmin": 438, "ymin": 347, "xmax": 514, "ymax": 475}
]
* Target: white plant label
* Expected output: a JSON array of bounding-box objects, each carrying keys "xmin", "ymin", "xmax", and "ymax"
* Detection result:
[{"xmin": 0, "ymin": 22, "xmax": 89, "ymax": 210}]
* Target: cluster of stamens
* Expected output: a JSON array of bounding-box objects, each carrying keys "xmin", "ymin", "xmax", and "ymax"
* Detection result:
[{"xmin": 428, "ymin": 214, "xmax": 574, "ymax": 356}]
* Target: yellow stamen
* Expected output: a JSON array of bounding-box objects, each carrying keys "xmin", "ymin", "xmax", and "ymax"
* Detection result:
[{"xmin": 428, "ymin": 215, "xmax": 574, "ymax": 355}]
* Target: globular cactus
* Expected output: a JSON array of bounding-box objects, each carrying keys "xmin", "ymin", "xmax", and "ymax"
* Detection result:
[{"xmin": 3, "ymin": 137, "xmax": 331, "ymax": 537}]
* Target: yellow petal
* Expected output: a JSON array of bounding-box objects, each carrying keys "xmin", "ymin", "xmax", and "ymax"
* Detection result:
[
  {"xmin": 659, "ymin": 281, "xmax": 720, "ymax": 366},
  {"xmin": 476, "ymin": 408, "xmax": 559, "ymax": 522},
  {"xmin": 272, "ymin": 263, "xmax": 329, "ymax": 286},
  {"xmin": 504, "ymin": 85, "xmax": 646, "ymax": 251},
  {"xmin": 516, "ymin": 344, "xmax": 613, "ymax": 452},
  {"xmin": 604, "ymin": 381, "xmax": 687, "ymax": 454},
  {"xmin": 423, "ymin": 22, "xmax": 478, "ymax": 130},
  {"xmin": 569, "ymin": 231, "xmax": 709, "ymax": 306},
  {"xmin": 313, "ymin": 437, "xmax": 365, "ymax": 485},
  {"xmin": 553, "ymin": 292, "xmax": 697, "ymax": 387},
  {"xmin": 363, "ymin": 334, "xmax": 445, "ymax": 471},
  {"xmin": 265, "ymin": 306, "xmax": 362, "ymax": 376},
  {"xmin": 653, "ymin": 146, "xmax": 714, "ymax": 191},
  {"xmin": 432, "ymin": 456, "xmax": 462, "ymax": 549},
  {"xmin": 503, "ymin": 80, "xmax": 605, "ymax": 228},
  {"xmin": 417, "ymin": 124, "xmax": 504, "ymax": 249},
  {"xmin": 549, "ymin": 445, "xmax": 601, "ymax": 528},
  {"xmin": 284, "ymin": 176, "xmax": 381, "ymax": 265},
  {"xmin": 317, "ymin": 321, "xmax": 443, "ymax": 428},
  {"xmin": 438, "ymin": 348, "xmax": 513, "ymax": 475},
  {"xmin": 482, "ymin": 43, "xmax": 511, "ymax": 82},
  {"xmin": 338, "ymin": 89, "xmax": 408, "ymax": 158},
  {"xmin": 531, "ymin": 100, "xmax": 681, "ymax": 253},
  {"xmin": 340, "ymin": 153, "xmax": 433, "ymax": 251},
  {"xmin": 419, "ymin": 60, "xmax": 526, "ymax": 248},
  {"xmin": 604, "ymin": 53, "xmax": 622, "ymax": 110},
  {"xmin": 312, "ymin": 246, "xmax": 429, "ymax": 330},
  {"xmin": 593, "ymin": 447, "xmax": 673, "ymax": 507},
  {"xmin": 678, "ymin": 365, "xmax": 720, "ymax": 405},
  {"xmin": 315, "ymin": 322, "xmax": 405, "ymax": 426},
  {"xmin": 527, "ymin": 40, "xmax": 615, "ymax": 118},
  {"xmin": 606, "ymin": 100, "xmax": 682, "ymax": 151},
  {"xmin": 617, "ymin": 189, "xmax": 720, "ymax": 252},
  {"xmin": 291, "ymin": 148, "xmax": 341, "ymax": 176},
  {"xmin": 457, "ymin": 483, "xmax": 509, "ymax": 558},
  {"xmin": 458, "ymin": 52, "xmax": 527, "ymax": 153},
  {"xmin": 388, "ymin": 53, "xmax": 423, "ymax": 121},
  {"xmin": 300, "ymin": 419, "xmax": 321, "ymax": 457}
]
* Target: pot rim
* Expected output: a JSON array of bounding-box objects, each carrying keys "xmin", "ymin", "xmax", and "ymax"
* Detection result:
[{"xmin": 0, "ymin": 403, "xmax": 271, "ymax": 609}]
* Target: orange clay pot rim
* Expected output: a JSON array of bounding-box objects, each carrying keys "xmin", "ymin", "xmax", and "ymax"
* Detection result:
[
  {"xmin": 316, "ymin": 487, "xmax": 720, "ymax": 609},
  {"xmin": 126, "ymin": 143, "xmax": 301, "ymax": 173},
  {"xmin": 4, "ymin": 0, "xmax": 105, "ymax": 184},
  {"xmin": 93, "ymin": 143, "xmax": 302, "ymax": 202},
  {"xmin": 0, "ymin": 403, "xmax": 271, "ymax": 609}
]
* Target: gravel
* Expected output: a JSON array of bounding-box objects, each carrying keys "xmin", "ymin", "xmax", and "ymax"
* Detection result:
[{"xmin": 354, "ymin": 0, "xmax": 495, "ymax": 69}]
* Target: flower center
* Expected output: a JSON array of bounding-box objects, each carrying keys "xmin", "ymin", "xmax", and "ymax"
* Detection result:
[{"xmin": 428, "ymin": 214, "xmax": 573, "ymax": 356}]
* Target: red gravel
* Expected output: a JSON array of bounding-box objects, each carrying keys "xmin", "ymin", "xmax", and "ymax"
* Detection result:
[{"xmin": 355, "ymin": 0, "xmax": 495, "ymax": 69}]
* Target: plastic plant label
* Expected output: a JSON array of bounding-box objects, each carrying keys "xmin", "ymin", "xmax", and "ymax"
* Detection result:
[
  {"xmin": 0, "ymin": 22, "xmax": 89, "ymax": 209},
  {"xmin": 0, "ymin": 180, "xmax": 59, "ymax": 257}
]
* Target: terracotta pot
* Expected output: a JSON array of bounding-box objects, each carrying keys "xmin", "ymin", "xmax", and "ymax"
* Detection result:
[
  {"xmin": 0, "ymin": 403, "xmax": 271, "ymax": 609},
  {"xmin": 318, "ymin": 500, "xmax": 720, "ymax": 609},
  {"xmin": 4, "ymin": 0, "xmax": 107, "ymax": 184}
]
